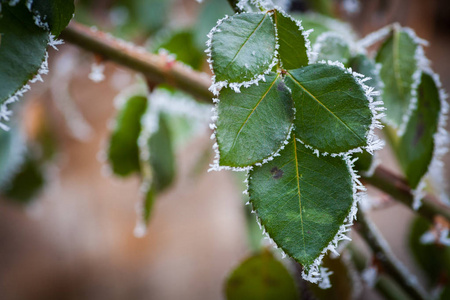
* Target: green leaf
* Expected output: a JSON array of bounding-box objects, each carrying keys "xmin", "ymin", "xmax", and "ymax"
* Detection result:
[
  {"xmin": 147, "ymin": 112, "xmax": 175, "ymax": 192},
  {"xmin": 210, "ymin": 12, "xmax": 276, "ymax": 83},
  {"xmin": 353, "ymin": 151, "xmax": 373, "ymax": 173},
  {"xmin": 285, "ymin": 64, "xmax": 372, "ymax": 153},
  {"xmin": 349, "ymin": 54, "xmax": 382, "ymax": 93},
  {"xmin": 153, "ymin": 30, "xmax": 204, "ymax": 70},
  {"xmin": 273, "ymin": 10, "xmax": 309, "ymax": 69},
  {"xmin": 1, "ymin": 155, "xmax": 45, "ymax": 204},
  {"xmin": 225, "ymin": 250, "xmax": 299, "ymax": 300},
  {"xmin": 0, "ymin": 3, "xmax": 49, "ymax": 105},
  {"xmin": 216, "ymin": 72, "xmax": 293, "ymax": 167},
  {"xmin": 29, "ymin": 0, "xmax": 75, "ymax": 36},
  {"xmin": 141, "ymin": 184, "xmax": 156, "ymax": 225},
  {"xmin": 408, "ymin": 217, "xmax": 450, "ymax": 285},
  {"xmin": 248, "ymin": 136, "xmax": 354, "ymax": 267},
  {"xmin": 376, "ymin": 28, "xmax": 419, "ymax": 128},
  {"xmin": 309, "ymin": 256, "xmax": 353, "ymax": 300},
  {"xmin": 396, "ymin": 72, "xmax": 441, "ymax": 189},
  {"xmin": 314, "ymin": 33, "xmax": 351, "ymax": 66},
  {"xmin": 107, "ymin": 95, "xmax": 147, "ymax": 177}
]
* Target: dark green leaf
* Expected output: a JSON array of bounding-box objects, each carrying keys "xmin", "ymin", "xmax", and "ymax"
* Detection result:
[
  {"xmin": 210, "ymin": 12, "xmax": 276, "ymax": 82},
  {"xmin": 225, "ymin": 250, "xmax": 299, "ymax": 300},
  {"xmin": 397, "ymin": 72, "xmax": 440, "ymax": 189},
  {"xmin": 148, "ymin": 112, "xmax": 175, "ymax": 192},
  {"xmin": 376, "ymin": 28, "xmax": 419, "ymax": 128},
  {"xmin": 314, "ymin": 33, "xmax": 351, "ymax": 66},
  {"xmin": 349, "ymin": 54, "xmax": 383, "ymax": 95},
  {"xmin": 216, "ymin": 72, "xmax": 293, "ymax": 167},
  {"xmin": 353, "ymin": 151, "xmax": 373, "ymax": 173},
  {"xmin": 29, "ymin": 0, "xmax": 75, "ymax": 36},
  {"xmin": 0, "ymin": 3, "xmax": 49, "ymax": 105},
  {"xmin": 1, "ymin": 155, "xmax": 45, "ymax": 204},
  {"xmin": 107, "ymin": 95, "xmax": 147, "ymax": 177},
  {"xmin": 273, "ymin": 10, "xmax": 309, "ymax": 69},
  {"xmin": 408, "ymin": 217, "xmax": 450, "ymax": 285},
  {"xmin": 309, "ymin": 256, "xmax": 353, "ymax": 300},
  {"xmin": 142, "ymin": 183, "xmax": 156, "ymax": 225},
  {"xmin": 249, "ymin": 136, "xmax": 354, "ymax": 267},
  {"xmin": 153, "ymin": 30, "xmax": 204, "ymax": 70},
  {"xmin": 285, "ymin": 64, "xmax": 372, "ymax": 153}
]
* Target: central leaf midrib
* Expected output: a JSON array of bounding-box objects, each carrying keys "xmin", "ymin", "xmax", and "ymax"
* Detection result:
[
  {"xmin": 392, "ymin": 29, "xmax": 406, "ymax": 99},
  {"xmin": 293, "ymin": 136, "xmax": 307, "ymax": 258},
  {"xmin": 229, "ymin": 74, "xmax": 279, "ymax": 151},
  {"xmin": 287, "ymin": 72, "xmax": 365, "ymax": 144},
  {"xmin": 223, "ymin": 13, "xmax": 269, "ymax": 72}
]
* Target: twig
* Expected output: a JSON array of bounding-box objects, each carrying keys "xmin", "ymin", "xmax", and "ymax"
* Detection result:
[
  {"xmin": 60, "ymin": 22, "xmax": 212, "ymax": 103},
  {"xmin": 59, "ymin": 22, "xmax": 450, "ymax": 224},
  {"xmin": 356, "ymin": 209, "xmax": 429, "ymax": 300},
  {"xmin": 362, "ymin": 166, "xmax": 450, "ymax": 223}
]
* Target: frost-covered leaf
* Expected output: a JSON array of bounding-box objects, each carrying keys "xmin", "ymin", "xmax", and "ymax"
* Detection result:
[
  {"xmin": 153, "ymin": 30, "xmax": 204, "ymax": 70},
  {"xmin": 147, "ymin": 112, "xmax": 175, "ymax": 191},
  {"xmin": 210, "ymin": 12, "xmax": 276, "ymax": 83},
  {"xmin": 408, "ymin": 217, "xmax": 450, "ymax": 285},
  {"xmin": 216, "ymin": 73, "xmax": 293, "ymax": 167},
  {"xmin": 28, "ymin": 0, "xmax": 75, "ymax": 35},
  {"xmin": 225, "ymin": 250, "xmax": 299, "ymax": 300},
  {"xmin": 376, "ymin": 28, "xmax": 419, "ymax": 128},
  {"xmin": 309, "ymin": 256, "xmax": 353, "ymax": 300},
  {"xmin": 107, "ymin": 95, "xmax": 148, "ymax": 177},
  {"xmin": 353, "ymin": 151, "xmax": 373, "ymax": 173},
  {"xmin": 1, "ymin": 155, "xmax": 45, "ymax": 204},
  {"xmin": 284, "ymin": 64, "xmax": 372, "ymax": 154},
  {"xmin": 396, "ymin": 72, "xmax": 441, "ymax": 189},
  {"xmin": 0, "ymin": 3, "xmax": 49, "ymax": 105},
  {"xmin": 141, "ymin": 184, "xmax": 156, "ymax": 225},
  {"xmin": 314, "ymin": 33, "xmax": 351, "ymax": 65},
  {"xmin": 293, "ymin": 13, "xmax": 355, "ymax": 44},
  {"xmin": 349, "ymin": 54, "xmax": 383, "ymax": 99},
  {"xmin": 273, "ymin": 10, "xmax": 309, "ymax": 69},
  {"xmin": 248, "ymin": 136, "xmax": 354, "ymax": 267}
]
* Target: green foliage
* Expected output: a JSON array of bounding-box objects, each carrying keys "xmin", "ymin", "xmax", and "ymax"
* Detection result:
[
  {"xmin": 396, "ymin": 72, "xmax": 441, "ymax": 188},
  {"xmin": 28, "ymin": 0, "xmax": 75, "ymax": 35},
  {"xmin": 210, "ymin": 12, "xmax": 276, "ymax": 82},
  {"xmin": 376, "ymin": 27, "xmax": 419, "ymax": 128},
  {"xmin": 285, "ymin": 64, "xmax": 372, "ymax": 153},
  {"xmin": 216, "ymin": 73, "xmax": 293, "ymax": 167},
  {"xmin": 249, "ymin": 137, "xmax": 353, "ymax": 267},
  {"xmin": 0, "ymin": 3, "xmax": 49, "ymax": 105},
  {"xmin": 225, "ymin": 250, "xmax": 298, "ymax": 300},
  {"xmin": 273, "ymin": 11, "xmax": 309, "ymax": 69},
  {"xmin": 107, "ymin": 95, "xmax": 148, "ymax": 177},
  {"xmin": 314, "ymin": 33, "xmax": 351, "ymax": 66}
]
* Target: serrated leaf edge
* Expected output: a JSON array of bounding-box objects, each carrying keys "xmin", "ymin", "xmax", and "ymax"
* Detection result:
[
  {"xmin": 243, "ymin": 144, "xmax": 366, "ymax": 287},
  {"xmin": 411, "ymin": 68, "xmax": 449, "ymax": 210},
  {"xmin": 0, "ymin": 34, "xmax": 63, "ymax": 131}
]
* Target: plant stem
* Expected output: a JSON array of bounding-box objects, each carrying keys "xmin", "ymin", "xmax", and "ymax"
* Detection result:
[
  {"xmin": 59, "ymin": 22, "xmax": 450, "ymax": 224},
  {"xmin": 60, "ymin": 22, "xmax": 212, "ymax": 103},
  {"xmin": 347, "ymin": 243, "xmax": 414, "ymax": 300},
  {"xmin": 362, "ymin": 166, "xmax": 450, "ymax": 223},
  {"xmin": 356, "ymin": 210, "xmax": 429, "ymax": 300}
]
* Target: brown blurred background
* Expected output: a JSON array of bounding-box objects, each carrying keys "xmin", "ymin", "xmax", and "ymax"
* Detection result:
[{"xmin": 0, "ymin": 0, "xmax": 449, "ymax": 299}]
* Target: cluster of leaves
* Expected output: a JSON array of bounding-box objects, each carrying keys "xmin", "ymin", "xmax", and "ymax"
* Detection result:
[
  {"xmin": 207, "ymin": 5, "xmax": 380, "ymax": 282},
  {"xmin": 209, "ymin": 0, "xmax": 448, "ymax": 293}
]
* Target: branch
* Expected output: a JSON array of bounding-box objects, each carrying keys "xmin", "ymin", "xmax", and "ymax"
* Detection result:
[
  {"xmin": 60, "ymin": 22, "xmax": 450, "ymax": 224},
  {"xmin": 60, "ymin": 22, "xmax": 212, "ymax": 103},
  {"xmin": 362, "ymin": 166, "xmax": 450, "ymax": 223},
  {"xmin": 356, "ymin": 210, "xmax": 429, "ymax": 300}
]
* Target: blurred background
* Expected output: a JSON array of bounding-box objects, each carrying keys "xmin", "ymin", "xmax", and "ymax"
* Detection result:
[{"xmin": 0, "ymin": 0, "xmax": 450, "ymax": 299}]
